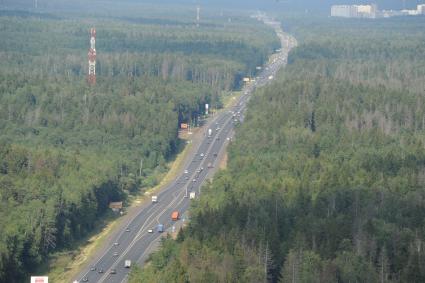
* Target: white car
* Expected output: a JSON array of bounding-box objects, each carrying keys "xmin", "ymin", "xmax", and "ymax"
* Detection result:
[
  {"xmin": 184, "ymin": 169, "xmax": 189, "ymax": 174},
  {"xmin": 148, "ymin": 229, "xmax": 153, "ymax": 233}
]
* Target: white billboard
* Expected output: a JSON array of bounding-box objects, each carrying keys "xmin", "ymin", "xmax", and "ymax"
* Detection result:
[{"xmin": 31, "ymin": 277, "xmax": 48, "ymax": 283}]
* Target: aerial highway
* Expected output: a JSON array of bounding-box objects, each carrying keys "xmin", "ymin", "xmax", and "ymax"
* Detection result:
[{"xmin": 74, "ymin": 15, "xmax": 296, "ymax": 283}]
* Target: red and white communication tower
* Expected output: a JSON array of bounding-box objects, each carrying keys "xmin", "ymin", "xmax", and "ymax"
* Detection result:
[{"xmin": 88, "ymin": 28, "xmax": 96, "ymax": 85}]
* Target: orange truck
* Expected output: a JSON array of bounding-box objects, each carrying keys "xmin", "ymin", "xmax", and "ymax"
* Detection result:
[{"xmin": 171, "ymin": 211, "xmax": 179, "ymax": 221}]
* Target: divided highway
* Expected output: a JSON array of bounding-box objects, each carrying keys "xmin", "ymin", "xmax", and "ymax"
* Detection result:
[{"xmin": 74, "ymin": 14, "xmax": 296, "ymax": 283}]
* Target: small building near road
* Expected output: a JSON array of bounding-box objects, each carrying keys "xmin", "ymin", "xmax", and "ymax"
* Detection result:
[{"xmin": 109, "ymin": 201, "xmax": 123, "ymax": 212}]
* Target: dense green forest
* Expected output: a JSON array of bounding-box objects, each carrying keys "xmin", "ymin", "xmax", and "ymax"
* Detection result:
[
  {"xmin": 0, "ymin": 10, "xmax": 278, "ymax": 282},
  {"xmin": 130, "ymin": 17, "xmax": 425, "ymax": 282}
]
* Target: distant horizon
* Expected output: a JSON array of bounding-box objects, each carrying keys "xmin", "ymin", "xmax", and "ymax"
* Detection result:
[{"xmin": 1, "ymin": 0, "xmax": 425, "ymax": 14}]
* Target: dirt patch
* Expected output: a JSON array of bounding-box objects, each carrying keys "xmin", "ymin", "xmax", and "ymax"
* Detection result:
[{"xmin": 219, "ymin": 151, "xmax": 228, "ymax": 170}]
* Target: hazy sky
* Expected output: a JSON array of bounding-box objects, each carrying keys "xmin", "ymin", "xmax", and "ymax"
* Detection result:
[
  {"xmin": 200, "ymin": 0, "xmax": 425, "ymax": 10},
  {"xmin": 146, "ymin": 0, "xmax": 424, "ymax": 10},
  {"xmin": 2, "ymin": 0, "xmax": 424, "ymax": 13}
]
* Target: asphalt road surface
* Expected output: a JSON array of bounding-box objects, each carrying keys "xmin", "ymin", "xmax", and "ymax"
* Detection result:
[{"xmin": 74, "ymin": 15, "xmax": 296, "ymax": 283}]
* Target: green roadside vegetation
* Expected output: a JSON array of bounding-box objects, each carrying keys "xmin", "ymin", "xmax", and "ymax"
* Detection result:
[
  {"xmin": 42, "ymin": 135, "xmax": 192, "ymax": 282},
  {"xmin": 42, "ymin": 87, "xmax": 242, "ymax": 282},
  {"xmin": 130, "ymin": 16, "xmax": 425, "ymax": 283},
  {"xmin": 0, "ymin": 7, "xmax": 279, "ymax": 282}
]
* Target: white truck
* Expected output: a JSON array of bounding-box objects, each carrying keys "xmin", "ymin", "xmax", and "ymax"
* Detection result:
[
  {"xmin": 190, "ymin": 192, "xmax": 196, "ymax": 199},
  {"xmin": 208, "ymin": 128, "xmax": 212, "ymax": 137},
  {"xmin": 151, "ymin": 195, "xmax": 158, "ymax": 203},
  {"xmin": 125, "ymin": 260, "xmax": 131, "ymax": 268}
]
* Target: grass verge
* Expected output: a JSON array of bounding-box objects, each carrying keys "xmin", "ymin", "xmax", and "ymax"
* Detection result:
[
  {"xmin": 44, "ymin": 89, "xmax": 239, "ymax": 281},
  {"xmin": 44, "ymin": 137, "xmax": 195, "ymax": 282}
]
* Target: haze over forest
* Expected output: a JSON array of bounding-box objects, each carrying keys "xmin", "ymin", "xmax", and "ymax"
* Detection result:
[
  {"xmin": 1, "ymin": 0, "xmax": 425, "ymax": 282},
  {"xmin": 1, "ymin": 0, "xmax": 424, "ymax": 13}
]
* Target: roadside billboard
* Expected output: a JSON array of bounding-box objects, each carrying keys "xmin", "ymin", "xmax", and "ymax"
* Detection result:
[{"xmin": 31, "ymin": 277, "xmax": 48, "ymax": 283}]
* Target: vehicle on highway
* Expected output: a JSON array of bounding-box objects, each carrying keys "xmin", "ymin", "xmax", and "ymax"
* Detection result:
[
  {"xmin": 90, "ymin": 266, "xmax": 96, "ymax": 271},
  {"xmin": 125, "ymin": 227, "xmax": 130, "ymax": 232},
  {"xmin": 113, "ymin": 252, "xmax": 119, "ymax": 256},
  {"xmin": 125, "ymin": 260, "xmax": 131, "ymax": 268},
  {"xmin": 113, "ymin": 242, "xmax": 119, "ymax": 246},
  {"xmin": 171, "ymin": 211, "xmax": 180, "ymax": 221},
  {"xmin": 71, "ymin": 17, "xmax": 289, "ymax": 283},
  {"xmin": 98, "ymin": 268, "xmax": 104, "ymax": 274},
  {"xmin": 82, "ymin": 277, "xmax": 88, "ymax": 282}
]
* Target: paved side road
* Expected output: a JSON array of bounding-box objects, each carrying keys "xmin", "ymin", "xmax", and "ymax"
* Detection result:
[{"xmin": 73, "ymin": 13, "xmax": 297, "ymax": 283}]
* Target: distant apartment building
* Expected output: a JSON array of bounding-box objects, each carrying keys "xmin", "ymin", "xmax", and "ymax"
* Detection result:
[
  {"xmin": 418, "ymin": 4, "xmax": 425, "ymax": 14},
  {"xmin": 332, "ymin": 3, "xmax": 425, "ymax": 18},
  {"xmin": 331, "ymin": 5, "xmax": 354, "ymax": 18},
  {"xmin": 331, "ymin": 4, "xmax": 377, "ymax": 18},
  {"xmin": 382, "ymin": 4, "xmax": 425, "ymax": 17}
]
